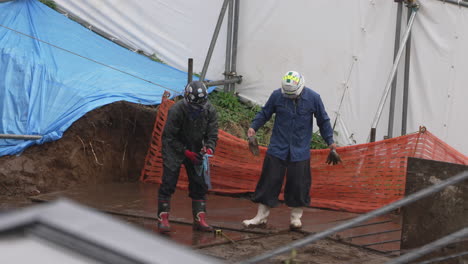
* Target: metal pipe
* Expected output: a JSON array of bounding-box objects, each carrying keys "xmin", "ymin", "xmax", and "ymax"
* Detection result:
[
  {"xmin": 200, "ymin": 0, "xmax": 230, "ymax": 81},
  {"xmin": 415, "ymin": 251, "xmax": 468, "ymax": 264},
  {"xmin": 230, "ymin": 0, "xmax": 240, "ymax": 93},
  {"xmin": 347, "ymin": 229, "xmax": 400, "ymax": 239},
  {"xmin": 436, "ymin": 0, "xmax": 468, "ymax": 8},
  {"xmin": 204, "ymin": 76, "xmax": 242, "ymax": 87},
  {"xmin": 224, "ymin": 0, "xmax": 233, "ymax": 92},
  {"xmin": 0, "ymin": 134, "xmax": 42, "ymax": 140},
  {"xmin": 370, "ymin": 127, "xmax": 377, "ymax": 143},
  {"xmin": 401, "ymin": 7, "xmax": 413, "ymax": 136},
  {"xmin": 370, "ymin": 6, "xmax": 418, "ymax": 141},
  {"xmin": 188, "ymin": 58, "xmax": 193, "ymax": 84},
  {"xmin": 388, "ymin": 2, "xmax": 403, "ymax": 139},
  {"xmin": 386, "ymin": 227, "xmax": 468, "ymax": 264},
  {"xmin": 361, "ymin": 239, "xmax": 401, "ymax": 247},
  {"xmin": 348, "ymin": 219, "xmax": 393, "ymax": 229},
  {"xmin": 240, "ymin": 170, "xmax": 468, "ymax": 264}
]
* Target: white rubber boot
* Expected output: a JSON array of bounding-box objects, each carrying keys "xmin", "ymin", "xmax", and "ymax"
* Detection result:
[
  {"xmin": 290, "ymin": 207, "xmax": 303, "ymax": 230},
  {"xmin": 242, "ymin": 203, "xmax": 270, "ymax": 227}
]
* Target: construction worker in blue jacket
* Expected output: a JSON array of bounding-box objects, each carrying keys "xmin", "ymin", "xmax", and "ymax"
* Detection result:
[{"xmin": 243, "ymin": 71, "xmax": 341, "ymax": 230}]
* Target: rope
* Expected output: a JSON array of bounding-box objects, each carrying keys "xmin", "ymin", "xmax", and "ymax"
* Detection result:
[{"xmin": 333, "ymin": 56, "xmax": 357, "ymax": 130}]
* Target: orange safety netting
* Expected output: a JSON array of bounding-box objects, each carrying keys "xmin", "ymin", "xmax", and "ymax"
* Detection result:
[{"xmin": 140, "ymin": 93, "xmax": 468, "ymax": 213}]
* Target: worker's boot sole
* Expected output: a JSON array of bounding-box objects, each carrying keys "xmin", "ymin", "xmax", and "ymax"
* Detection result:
[
  {"xmin": 158, "ymin": 224, "xmax": 171, "ymax": 233},
  {"xmin": 289, "ymin": 224, "xmax": 302, "ymax": 231},
  {"xmin": 242, "ymin": 220, "xmax": 267, "ymax": 229}
]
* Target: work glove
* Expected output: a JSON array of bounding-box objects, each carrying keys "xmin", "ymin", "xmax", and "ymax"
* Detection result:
[
  {"xmin": 201, "ymin": 146, "xmax": 213, "ymax": 155},
  {"xmin": 326, "ymin": 149, "xmax": 342, "ymax": 165},
  {"xmin": 248, "ymin": 136, "xmax": 259, "ymax": 156},
  {"xmin": 185, "ymin": 150, "xmax": 203, "ymax": 165}
]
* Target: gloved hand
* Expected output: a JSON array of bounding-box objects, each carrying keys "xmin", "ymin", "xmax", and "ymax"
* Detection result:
[
  {"xmin": 205, "ymin": 148, "xmax": 213, "ymax": 155},
  {"xmin": 248, "ymin": 136, "xmax": 259, "ymax": 156},
  {"xmin": 185, "ymin": 150, "xmax": 203, "ymax": 165},
  {"xmin": 201, "ymin": 146, "xmax": 213, "ymax": 155},
  {"xmin": 326, "ymin": 149, "xmax": 342, "ymax": 165}
]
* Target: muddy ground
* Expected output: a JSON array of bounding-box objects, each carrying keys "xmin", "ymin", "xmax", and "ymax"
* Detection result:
[
  {"xmin": 121, "ymin": 215, "xmax": 391, "ymax": 264},
  {"xmin": 0, "ymin": 101, "xmax": 391, "ymax": 263}
]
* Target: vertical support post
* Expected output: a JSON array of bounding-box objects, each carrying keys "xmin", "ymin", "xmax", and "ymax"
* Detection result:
[
  {"xmin": 200, "ymin": 0, "xmax": 230, "ymax": 81},
  {"xmin": 224, "ymin": 0, "xmax": 233, "ymax": 92},
  {"xmin": 401, "ymin": 7, "xmax": 413, "ymax": 136},
  {"xmin": 369, "ymin": 5, "xmax": 418, "ymax": 142},
  {"xmin": 387, "ymin": 2, "xmax": 403, "ymax": 139},
  {"xmin": 188, "ymin": 58, "xmax": 193, "ymax": 84},
  {"xmin": 230, "ymin": 0, "xmax": 240, "ymax": 93},
  {"xmin": 370, "ymin": 128, "xmax": 377, "ymax": 143}
]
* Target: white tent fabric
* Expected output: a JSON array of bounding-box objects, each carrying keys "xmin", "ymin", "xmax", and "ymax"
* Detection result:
[
  {"xmin": 52, "ymin": 0, "xmax": 227, "ymax": 78},
  {"xmin": 408, "ymin": 0, "xmax": 468, "ymax": 155},
  {"xmin": 51, "ymin": 0, "xmax": 468, "ymax": 156},
  {"xmin": 235, "ymin": 0, "xmax": 398, "ymax": 148}
]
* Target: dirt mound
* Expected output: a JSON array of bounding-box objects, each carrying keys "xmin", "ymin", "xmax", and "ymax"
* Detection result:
[{"xmin": 0, "ymin": 101, "xmax": 157, "ymax": 197}]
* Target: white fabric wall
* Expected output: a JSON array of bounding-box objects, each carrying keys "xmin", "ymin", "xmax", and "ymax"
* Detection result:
[
  {"xmin": 235, "ymin": 0, "xmax": 398, "ymax": 147},
  {"xmin": 53, "ymin": 0, "xmax": 228, "ymax": 79},
  {"xmin": 408, "ymin": 0, "xmax": 468, "ymax": 156},
  {"xmin": 52, "ymin": 0, "xmax": 468, "ymax": 155}
]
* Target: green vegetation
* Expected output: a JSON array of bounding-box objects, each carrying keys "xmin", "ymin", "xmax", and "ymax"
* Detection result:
[
  {"xmin": 209, "ymin": 91, "xmax": 329, "ymax": 149},
  {"xmin": 39, "ymin": 0, "xmax": 57, "ymax": 10},
  {"xmin": 208, "ymin": 90, "xmax": 273, "ymax": 146},
  {"xmin": 311, "ymin": 131, "xmax": 329, "ymax": 149}
]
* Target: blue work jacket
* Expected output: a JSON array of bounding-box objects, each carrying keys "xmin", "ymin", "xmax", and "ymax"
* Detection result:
[{"xmin": 250, "ymin": 87, "xmax": 334, "ymax": 162}]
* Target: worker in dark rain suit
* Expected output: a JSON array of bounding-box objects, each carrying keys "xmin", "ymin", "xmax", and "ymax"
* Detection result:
[
  {"xmin": 157, "ymin": 81, "xmax": 218, "ymax": 233},
  {"xmin": 243, "ymin": 71, "xmax": 341, "ymax": 230}
]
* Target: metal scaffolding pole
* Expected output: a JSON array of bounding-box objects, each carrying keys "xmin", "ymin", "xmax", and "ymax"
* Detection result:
[
  {"xmin": 401, "ymin": 7, "xmax": 413, "ymax": 136},
  {"xmin": 387, "ymin": 2, "xmax": 403, "ymax": 138},
  {"xmin": 0, "ymin": 134, "xmax": 42, "ymax": 140},
  {"xmin": 415, "ymin": 251, "xmax": 468, "ymax": 264},
  {"xmin": 240, "ymin": 170, "xmax": 468, "ymax": 264},
  {"xmin": 437, "ymin": 0, "xmax": 468, "ymax": 8},
  {"xmin": 200, "ymin": 0, "xmax": 230, "ymax": 81},
  {"xmin": 187, "ymin": 58, "xmax": 193, "ymax": 84},
  {"xmin": 230, "ymin": 0, "xmax": 240, "ymax": 93},
  {"xmin": 204, "ymin": 76, "xmax": 242, "ymax": 87},
  {"xmin": 370, "ymin": 4, "xmax": 418, "ymax": 142},
  {"xmin": 224, "ymin": 0, "xmax": 233, "ymax": 92},
  {"xmin": 386, "ymin": 228, "xmax": 468, "ymax": 264}
]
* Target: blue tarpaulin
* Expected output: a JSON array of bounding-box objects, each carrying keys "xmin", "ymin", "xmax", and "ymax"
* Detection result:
[{"xmin": 0, "ymin": 0, "xmax": 194, "ymax": 156}]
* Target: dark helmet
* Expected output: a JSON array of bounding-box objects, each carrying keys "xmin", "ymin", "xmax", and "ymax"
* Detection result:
[{"xmin": 184, "ymin": 81, "xmax": 208, "ymax": 105}]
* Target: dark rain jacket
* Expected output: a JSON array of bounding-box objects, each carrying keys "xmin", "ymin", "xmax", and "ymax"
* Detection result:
[
  {"xmin": 162, "ymin": 100, "xmax": 218, "ymax": 169},
  {"xmin": 250, "ymin": 87, "xmax": 334, "ymax": 162}
]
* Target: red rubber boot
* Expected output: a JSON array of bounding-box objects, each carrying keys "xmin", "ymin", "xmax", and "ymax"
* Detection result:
[
  {"xmin": 157, "ymin": 200, "xmax": 171, "ymax": 233},
  {"xmin": 192, "ymin": 200, "xmax": 213, "ymax": 232}
]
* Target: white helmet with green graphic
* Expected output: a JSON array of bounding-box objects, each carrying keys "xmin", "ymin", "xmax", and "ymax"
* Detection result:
[{"xmin": 281, "ymin": 71, "xmax": 305, "ymax": 98}]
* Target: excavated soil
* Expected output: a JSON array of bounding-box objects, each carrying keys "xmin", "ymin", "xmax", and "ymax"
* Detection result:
[{"xmin": 0, "ymin": 101, "xmax": 157, "ymax": 209}]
